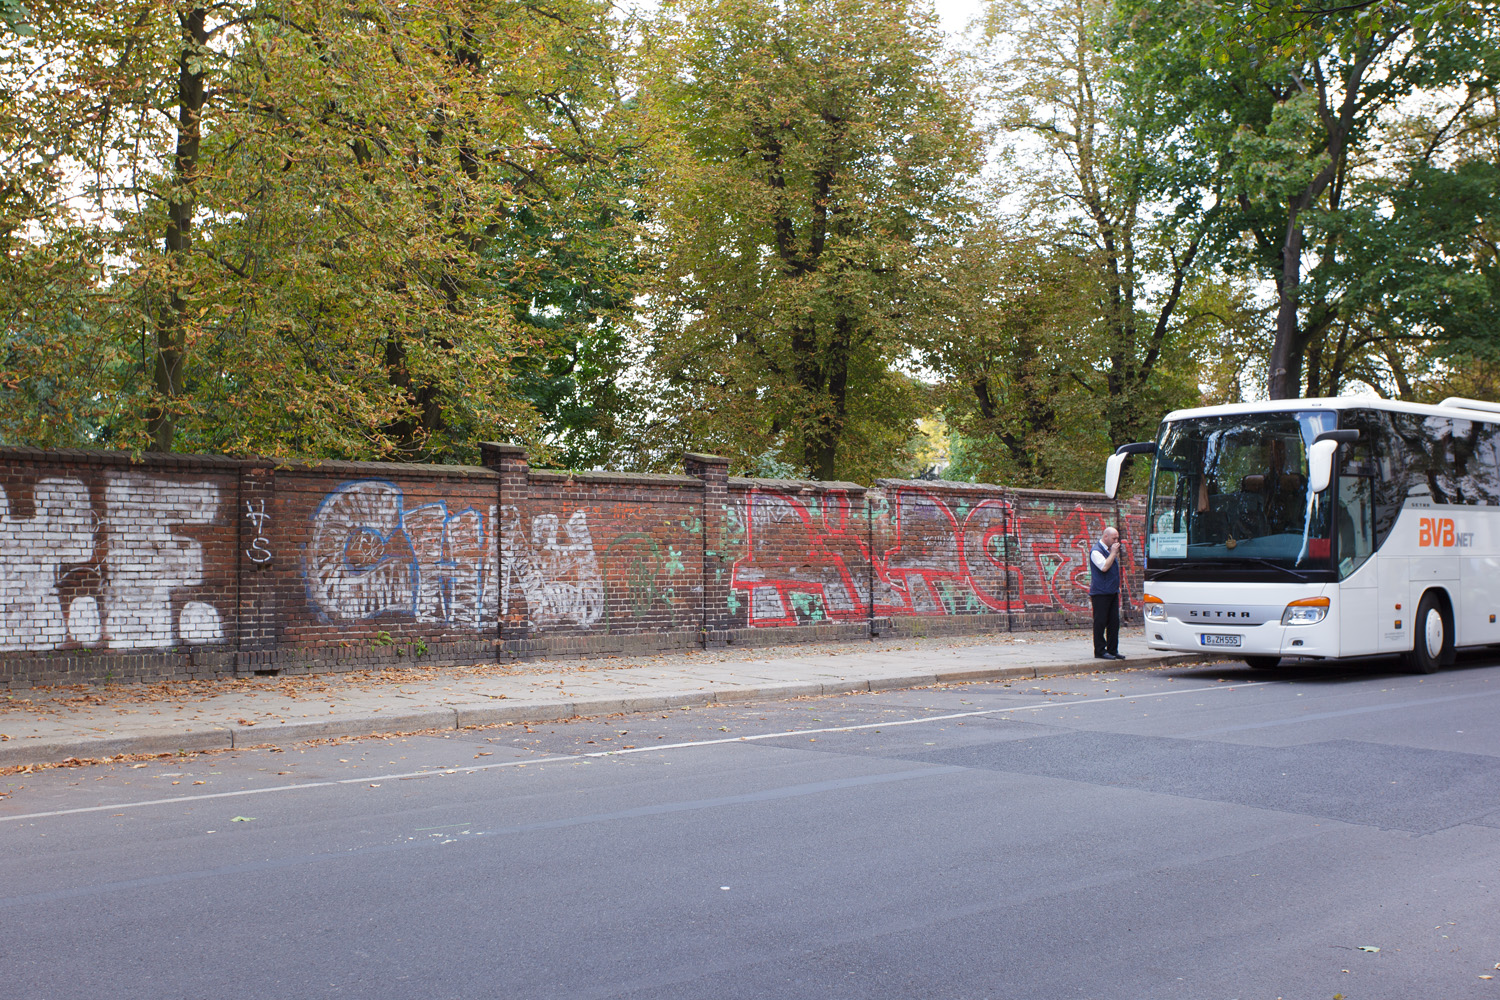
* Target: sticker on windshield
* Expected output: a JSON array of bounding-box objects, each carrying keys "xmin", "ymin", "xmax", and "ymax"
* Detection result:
[{"xmin": 1150, "ymin": 532, "xmax": 1187, "ymax": 558}]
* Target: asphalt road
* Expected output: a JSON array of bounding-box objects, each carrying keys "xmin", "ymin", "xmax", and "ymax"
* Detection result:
[{"xmin": 4, "ymin": 656, "xmax": 1499, "ymax": 1000}]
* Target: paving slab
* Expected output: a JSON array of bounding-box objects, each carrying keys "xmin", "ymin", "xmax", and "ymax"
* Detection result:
[{"xmin": 0, "ymin": 629, "xmax": 1222, "ymax": 767}]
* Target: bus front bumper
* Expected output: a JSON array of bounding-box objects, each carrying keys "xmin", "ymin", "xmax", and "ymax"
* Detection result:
[{"xmin": 1142, "ymin": 615, "xmax": 1339, "ymax": 658}]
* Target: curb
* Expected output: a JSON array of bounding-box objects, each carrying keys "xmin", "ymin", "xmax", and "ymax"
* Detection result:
[{"xmin": 0, "ymin": 653, "xmax": 1223, "ymax": 769}]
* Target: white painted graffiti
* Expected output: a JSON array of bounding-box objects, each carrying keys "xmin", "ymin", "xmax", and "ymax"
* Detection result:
[
  {"xmin": 245, "ymin": 500, "xmax": 272, "ymax": 564},
  {"xmin": 0, "ymin": 478, "xmax": 95, "ymax": 650},
  {"xmin": 104, "ymin": 477, "xmax": 224, "ymax": 647},
  {"xmin": 0, "ymin": 474, "xmax": 224, "ymax": 651},
  {"xmin": 304, "ymin": 480, "xmax": 495, "ymax": 628},
  {"xmin": 500, "ymin": 506, "xmax": 605, "ymax": 628}
]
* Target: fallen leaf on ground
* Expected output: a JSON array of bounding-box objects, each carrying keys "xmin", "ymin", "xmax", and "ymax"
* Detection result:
[{"xmin": 230, "ymin": 816, "xmax": 254, "ymax": 822}]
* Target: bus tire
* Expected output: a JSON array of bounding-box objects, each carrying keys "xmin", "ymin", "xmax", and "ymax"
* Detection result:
[
  {"xmin": 1244, "ymin": 656, "xmax": 1280, "ymax": 669},
  {"xmin": 1404, "ymin": 592, "xmax": 1451, "ymax": 674}
]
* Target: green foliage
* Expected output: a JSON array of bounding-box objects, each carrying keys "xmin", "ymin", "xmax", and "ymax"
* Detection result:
[
  {"xmin": 0, "ymin": 0, "xmax": 643, "ymax": 462},
  {"xmin": 638, "ymin": 0, "xmax": 983, "ymax": 481},
  {"xmin": 1112, "ymin": 0, "xmax": 1500, "ymax": 399},
  {"xmin": 963, "ymin": 0, "xmax": 1220, "ymax": 473},
  {"xmin": 0, "ymin": 0, "xmax": 28, "ymax": 34}
]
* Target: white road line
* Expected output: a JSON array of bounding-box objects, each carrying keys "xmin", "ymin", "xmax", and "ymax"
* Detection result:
[
  {"xmin": 0, "ymin": 766, "xmax": 972, "ymax": 910},
  {"xmin": 0, "ymin": 680, "xmax": 1275, "ymax": 824}
]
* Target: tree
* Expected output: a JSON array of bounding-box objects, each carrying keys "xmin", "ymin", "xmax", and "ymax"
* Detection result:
[
  {"xmin": 919, "ymin": 222, "xmax": 1101, "ymax": 488},
  {"xmin": 638, "ymin": 0, "xmax": 983, "ymax": 481},
  {"xmin": 0, "ymin": 0, "xmax": 643, "ymax": 461},
  {"xmin": 1115, "ymin": 0, "xmax": 1500, "ymax": 399},
  {"xmin": 976, "ymin": 0, "xmax": 1223, "ymax": 447}
]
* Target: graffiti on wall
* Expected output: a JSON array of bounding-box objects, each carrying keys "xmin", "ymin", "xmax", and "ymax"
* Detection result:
[
  {"xmin": 727, "ymin": 490, "xmax": 877, "ymax": 627},
  {"xmin": 245, "ymin": 500, "xmax": 272, "ymax": 564},
  {"xmin": 305, "ymin": 480, "xmax": 494, "ymax": 628},
  {"xmin": 303, "ymin": 484, "xmax": 614, "ymax": 631},
  {"xmin": 500, "ymin": 506, "xmax": 605, "ymax": 628},
  {"xmin": 2, "ymin": 463, "xmax": 1139, "ymax": 654},
  {"xmin": 0, "ymin": 474, "xmax": 225, "ymax": 651},
  {"xmin": 883, "ymin": 490, "xmax": 1013, "ymax": 614},
  {"xmin": 729, "ymin": 486, "xmax": 1130, "ymax": 626},
  {"xmin": 601, "ymin": 533, "xmax": 688, "ymax": 628}
]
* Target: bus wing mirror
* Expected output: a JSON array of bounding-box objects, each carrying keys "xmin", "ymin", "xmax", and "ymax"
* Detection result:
[
  {"xmin": 1105, "ymin": 454, "xmax": 1127, "ymax": 500},
  {"xmin": 1105, "ymin": 441, "xmax": 1156, "ymax": 500},
  {"xmin": 1309, "ymin": 429, "xmax": 1359, "ymax": 494},
  {"xmin": 1308, "ymin": 440, "xmax": 1340, "ymax": 494}
]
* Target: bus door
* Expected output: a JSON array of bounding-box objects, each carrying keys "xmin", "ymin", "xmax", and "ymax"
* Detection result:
[{"xmin": 1376, "ymin": 553, "xmax": 1411, "ymax": 653}]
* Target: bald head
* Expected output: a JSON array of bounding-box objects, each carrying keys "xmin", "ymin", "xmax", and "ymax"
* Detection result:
[{"xmin": 1101, "ymin": 526, "xmax": 1119, "ymax": 546}]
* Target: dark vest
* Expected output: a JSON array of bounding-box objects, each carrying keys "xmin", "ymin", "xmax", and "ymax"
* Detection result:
[{"xmin": 1089, "ymin": 540, "xmax": 1120, "ymax": 596}]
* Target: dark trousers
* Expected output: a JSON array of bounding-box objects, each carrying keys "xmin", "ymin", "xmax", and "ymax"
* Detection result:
[{"xmin": 1091, "ymin": 592, "xmax": 1120, "ymax": 656}]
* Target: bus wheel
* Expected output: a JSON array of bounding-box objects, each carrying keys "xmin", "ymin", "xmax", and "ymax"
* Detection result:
[
  {"xmin": 1244, "ymin": 656, "xmax": 1280, "ymax": 669},
  {"xmin": 1405, "ymin": 593, "xmax": 1451, "ymax": 674}
]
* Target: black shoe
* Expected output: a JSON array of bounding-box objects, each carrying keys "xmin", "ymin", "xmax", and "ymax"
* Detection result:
[
  {"xmin": 1105, "ymin": 652, "xmax": 1126, "ymax": 660},
  {"xmin": 1094, "ymin": 653, "xmax": 1109, "ymax": 659}
]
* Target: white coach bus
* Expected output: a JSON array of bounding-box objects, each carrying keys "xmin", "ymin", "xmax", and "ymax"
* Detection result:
[{"xmin": 1104, "ymin": 396, "xmax": 1500, "ymax": 673}]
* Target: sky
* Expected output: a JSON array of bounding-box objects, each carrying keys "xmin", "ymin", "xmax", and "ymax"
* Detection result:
[{"xmin": 930, "ymin": 0, "xmax": 986, "ymax": 39}]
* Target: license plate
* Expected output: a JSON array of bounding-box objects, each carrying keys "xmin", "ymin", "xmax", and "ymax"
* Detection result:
[{"xmin": 1201, "ymin": 633, "xmax": 1242, "ymax": 647}]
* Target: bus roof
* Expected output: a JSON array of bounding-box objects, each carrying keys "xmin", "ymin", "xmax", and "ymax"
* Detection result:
[{"xmin": 1160, "ymin": 395, "xmax": 1500, "ymax": 425}]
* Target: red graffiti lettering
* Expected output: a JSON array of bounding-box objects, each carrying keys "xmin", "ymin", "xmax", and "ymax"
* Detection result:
[{"xmin": 730, "ymin": 487, "xmax": 1141, "ymax": 625}]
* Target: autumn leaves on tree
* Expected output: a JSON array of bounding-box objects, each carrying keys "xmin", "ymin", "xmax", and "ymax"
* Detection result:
[
  {"xmin": 1, "ymin": 0, "xmax": 640, "ymax": 462},
  {"xmin": 1, "ymin": 0, "xmax": 1497, "ymax": 486}
]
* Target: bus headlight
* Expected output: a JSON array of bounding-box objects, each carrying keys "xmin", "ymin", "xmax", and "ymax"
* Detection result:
[
  {"xmin": 1281, "ymin": 597, "xmax": 1330, "ymax": 625},
  {"xmin": 1143, "ymin": 594, "xmax": 1166, "ymax": 622}
]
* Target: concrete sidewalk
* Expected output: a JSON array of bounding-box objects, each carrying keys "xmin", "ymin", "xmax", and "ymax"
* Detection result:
[{"xmin": 0, "ymin": 630, "xmax": 1221, "ymax": 767}]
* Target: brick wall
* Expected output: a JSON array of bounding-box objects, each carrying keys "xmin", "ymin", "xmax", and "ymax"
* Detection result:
[{"xmin": 0, "ymin": 444, "xmax": 1145, "ymax": 687}]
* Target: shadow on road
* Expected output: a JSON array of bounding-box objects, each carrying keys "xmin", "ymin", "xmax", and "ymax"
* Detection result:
[{"xmin": 1157, "ymin": 648, "xmax": 1500, "ymax": 686}]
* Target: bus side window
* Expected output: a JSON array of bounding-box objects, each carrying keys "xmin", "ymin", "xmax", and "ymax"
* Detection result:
[
  {"xmin": 1475, "ymin": 421, "xmax": 1500, "ymax": 504},
  {"xmin": 1337, "ymin": 475, "xmax": 1375, "ymax": 579}
]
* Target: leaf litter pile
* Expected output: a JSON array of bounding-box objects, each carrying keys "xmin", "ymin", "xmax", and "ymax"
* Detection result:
[{"xmin": 2, "ymin": 628, "xmax": 1099, "ymax": 722}]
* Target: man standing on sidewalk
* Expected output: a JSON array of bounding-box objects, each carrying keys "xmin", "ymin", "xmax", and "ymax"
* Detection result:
[{"xmin": 1090, "ymin": 526, "xmax": 1124, "ymax": 660}]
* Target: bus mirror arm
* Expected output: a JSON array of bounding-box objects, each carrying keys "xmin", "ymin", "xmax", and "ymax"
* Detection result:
[
  {"xmin": 1104, "ymin": 441, "xmax": 1156, "ymax": 500},
  {"xmin": 1309, "ymin": 428, "xmax": 1359, "ymax": 494}
]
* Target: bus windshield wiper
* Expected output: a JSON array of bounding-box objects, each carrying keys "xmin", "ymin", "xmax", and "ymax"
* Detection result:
[
  {"xmin": 1150, "ymin": 557, "xmax": 1314, "ymax": 581},
  {"xmin": 1232, "ymin": 557, "xmax": 1315, "ymax": 581}
]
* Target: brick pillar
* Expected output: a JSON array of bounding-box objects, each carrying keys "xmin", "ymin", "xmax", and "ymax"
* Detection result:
[
  {"xmin": 685, "ymin": 452, "xmax": 731, "ymax": 646},
  {"xmin": 235, "ymin": 461, "xmax": 277, "ymax": 674},
  {"xmin": 480, "ymin": 442, "xmax": 529, "ymax": 644}
]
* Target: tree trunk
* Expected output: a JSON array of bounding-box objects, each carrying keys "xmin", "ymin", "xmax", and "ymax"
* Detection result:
[
  {"xmin": 1267, "ymin": 209, "xmax": 1305, "ymax": 400},
  {"xmin": 148, "ymin": 4, "xmax": 208, "ymax": 452},
  {"xmin": 810, "ymin": 314, "xmax": 853, "ymax": 480}
]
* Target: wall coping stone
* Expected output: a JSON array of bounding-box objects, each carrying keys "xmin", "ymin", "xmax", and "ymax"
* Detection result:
[
  {"xmin": 875, "ymin": 478, "xmax": 1114, "ymax": 502},
  {"xmin": 528, "ymin": 469, "xmax": 703, "ymax": 487},
  {"xmin": 728, "ymin": 476, "xmax": 868, "ymax": 494},
  {"xmin": 282, "ymin": 459, "xmax": 498, "ymax": 480},
  {"xmin": 0, "ymin": 446, "xmax": 251, "ymax": 470}
]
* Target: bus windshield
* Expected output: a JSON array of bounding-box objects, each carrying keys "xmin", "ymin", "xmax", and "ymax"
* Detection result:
[{"xmin": 1148, "ymin": 411, "xmax": 1336, "ymax": 571}]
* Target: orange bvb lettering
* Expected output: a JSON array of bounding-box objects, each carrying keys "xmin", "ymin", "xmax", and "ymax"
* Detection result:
[{"xmin": 1419, "ymin": 517, "xmax": 1458, "ymax": 547}]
